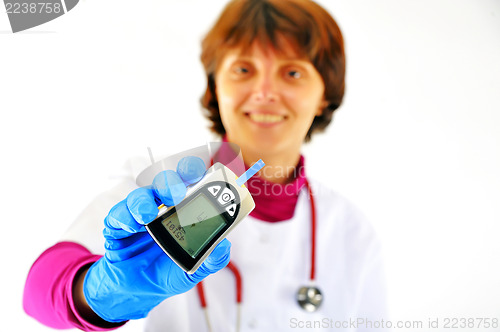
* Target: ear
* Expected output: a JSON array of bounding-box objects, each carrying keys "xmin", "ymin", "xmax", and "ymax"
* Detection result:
[{"xmin": 316, "ymin": 100, "xmax": 329, "ymax": 116}]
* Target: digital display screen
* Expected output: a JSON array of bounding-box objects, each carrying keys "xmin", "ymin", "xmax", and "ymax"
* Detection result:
[{"xmin": 161, "ymin": 193, "xmax": 226, "ymax": 258}]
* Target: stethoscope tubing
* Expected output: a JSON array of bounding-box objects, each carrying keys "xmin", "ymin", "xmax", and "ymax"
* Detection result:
[
  {"xmin": 196, "ymin": 179, "xmax": 317, "ymax": 330},
  {"xmin": 306, "ymin": 180, "xmax": 317, "ymax": 282}
]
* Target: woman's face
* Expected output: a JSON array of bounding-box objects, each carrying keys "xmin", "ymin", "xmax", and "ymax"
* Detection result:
[{"xmin": 214, "ymin": 39, "xmax": 327, "ymax": 163}]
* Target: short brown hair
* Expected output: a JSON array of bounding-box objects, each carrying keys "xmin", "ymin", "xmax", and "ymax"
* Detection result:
[{"xmin": 200, "ymin": 0, "xmax": 345, "ymax": 142}]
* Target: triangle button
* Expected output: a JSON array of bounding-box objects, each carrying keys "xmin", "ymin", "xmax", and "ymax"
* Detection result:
[
  {"xmin": 208, "ymin": 185, "xmax": 221, "ymax": 197},
  {"xmin": 226, "ymin": 204, "xmax": 237, "ymax": 217}
]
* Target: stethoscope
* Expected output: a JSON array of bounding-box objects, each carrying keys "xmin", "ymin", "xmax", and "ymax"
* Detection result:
[{"xmin": 195, "ymin": 179, "xmax": 322, "ymax": 332}]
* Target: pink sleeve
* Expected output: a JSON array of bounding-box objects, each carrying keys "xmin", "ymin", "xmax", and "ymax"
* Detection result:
[{"xmin": 23, "ymin": 242, "xmax": 125, "ymax": 331}]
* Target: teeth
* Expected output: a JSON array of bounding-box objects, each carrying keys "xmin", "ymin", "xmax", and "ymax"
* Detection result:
[{"xmin": 249, "ymin": 113, "xmax": 285, "ymax": 123}]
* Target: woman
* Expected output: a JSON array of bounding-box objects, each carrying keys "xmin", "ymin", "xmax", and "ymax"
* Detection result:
[{"xmin": 23, "ymin": 0, "xmax": 387, "ymax": 331}]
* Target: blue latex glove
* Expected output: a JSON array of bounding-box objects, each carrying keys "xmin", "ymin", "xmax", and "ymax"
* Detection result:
[{"xmin": 83, "ymin": 156, "xmax": 231, "ymax": 323}]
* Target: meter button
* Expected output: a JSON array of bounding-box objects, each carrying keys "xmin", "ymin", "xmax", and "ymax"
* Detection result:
[
  {"xmin": 218, "ymin": 188, "xmax": 235, "ymax": 205},
  {"xmin": 208, "ymin": 185, "xmax": 221, "ymax": 197},
  {"xmin": 226, "ymin": 204, "xmax": 237, "ymax": 217}
]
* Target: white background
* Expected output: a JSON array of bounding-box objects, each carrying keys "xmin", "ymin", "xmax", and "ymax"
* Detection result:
[{"xmin": 1, "ymin": 0, "xmax": 499, "ymax": 331}]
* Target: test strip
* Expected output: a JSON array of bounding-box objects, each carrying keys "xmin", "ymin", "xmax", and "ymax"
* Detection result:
[{"xmin": 236, "ymin": 159, "xmax": 265, "ymax": 187}]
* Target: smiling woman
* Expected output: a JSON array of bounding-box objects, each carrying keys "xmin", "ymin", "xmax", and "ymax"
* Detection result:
[
  {"xmin": 200, "ymin": 0, "xmax": 346, "ymax": 142},
  {"xmin": 200, "ymin": 0, "xmax": 346, "ymax": 183}
]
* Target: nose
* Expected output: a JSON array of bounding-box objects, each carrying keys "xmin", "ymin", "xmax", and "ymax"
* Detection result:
[{"xmin": 251, "ymin": 72, "xmax": 279, "ymax": 104}]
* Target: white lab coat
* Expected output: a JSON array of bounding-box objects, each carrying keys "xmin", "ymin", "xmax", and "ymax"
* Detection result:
[{"xmin": 61, "ymin": 158, "xmax": 387, "ymax": 332}]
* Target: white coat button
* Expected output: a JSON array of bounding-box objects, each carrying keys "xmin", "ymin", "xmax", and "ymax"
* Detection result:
[{"xmin": 248, "ymin": 318, "xmax": 258, "ymax": 329}]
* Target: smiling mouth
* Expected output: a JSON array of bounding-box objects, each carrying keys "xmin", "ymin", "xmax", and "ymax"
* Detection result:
[{"xmin": 246, "ymin": 112, "xmax": 286, "ymax": 124}]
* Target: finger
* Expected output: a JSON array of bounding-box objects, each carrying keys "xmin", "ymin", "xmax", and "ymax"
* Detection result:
[
  {"xmin": 104, "ymin": 232, "xmax": 154, "ymax": 261},
  {"xmin": 104, "ymin": 199, "xmax": 146, "ymax": 240},
  {"xmin": 152, "ymin": 170, "xmax": 187, "ymax": 206},
  {"xmin": 176, "ymin": 156, "xmax": 207, "ymax": 185},
  {"xmin": 191, "ymin": 239, "xmax": 231, "ymax": 279},
  {"xmin": 203, "ymin": 239, "xmax": 231, "ymax": 270},
  {"xmin": 126, "ymin": 187, "xmax": 159, "ymax": 225}
]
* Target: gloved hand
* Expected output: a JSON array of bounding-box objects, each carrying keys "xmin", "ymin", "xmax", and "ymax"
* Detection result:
[{"xmin": 83, "ymin": 156, "xmax": 231, "ymax": 323}]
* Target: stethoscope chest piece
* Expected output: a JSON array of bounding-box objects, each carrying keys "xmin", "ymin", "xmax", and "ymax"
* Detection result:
[{"xmin": 296, "ymin": 286, "xmax": 323, "ymax": 312}]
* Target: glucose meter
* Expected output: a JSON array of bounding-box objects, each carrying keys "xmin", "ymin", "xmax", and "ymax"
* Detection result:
[{"xmin": 145, "ymin": 160, "xmax": 264, "ymax": 274}]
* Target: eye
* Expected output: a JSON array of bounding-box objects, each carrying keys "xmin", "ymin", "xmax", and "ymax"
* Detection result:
[
  {"xmin": 232, "ymin": 66, "xmax": 250, "ymax": 75},
  {"xmin": 288, "ymin": 70, "xmax": 302, "ymax": 79}
]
